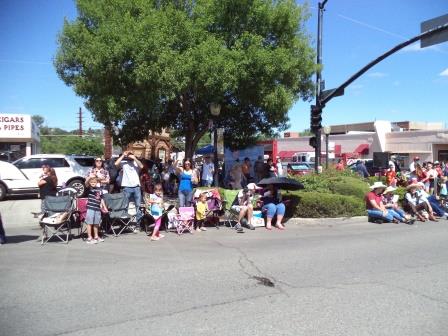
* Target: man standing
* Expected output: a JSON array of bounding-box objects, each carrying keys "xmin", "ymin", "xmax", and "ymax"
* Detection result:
[
  {"xmin": 409, "ymin": 156, "xmax": 420, "ymax": 172},
  {"xmin": 201, "ymin": 156, "xmax": 214, "ymax": 187},
  {"xmin": 115, "ymin": 151, "xmax": 144, "ymax": 230},
  {"xmin": 254, "ymin": 156, "xmax": 265, "ymax": 183},
  {"xmin": 355, "ymin": 160, "xmax": 369, "ymax": 178},
  {"xmin": 276, "ymin": 157, "xmax": 284, "ymax": 177},
  {"xmin": 241, "ymin": 157, "xmax": 252, "ymax": 186}
]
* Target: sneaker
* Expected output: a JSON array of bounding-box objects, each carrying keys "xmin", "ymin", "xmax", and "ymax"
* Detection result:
[
  {"xmin": 132, "ymin": 227, "xmax": 139, "ymax": 233},
  {"xmin": 200, "ymin": 227, "xmax": 207, "ymax": 231},
  {"xmin": 236, "ymin": 227, "xmax": 244, "ymax": 233},
  {"xmin": 247, "ymin": 223, "xmax": 255, "ymax": 230},
  {"xmin": 234, "ymin": 223, "xmax": 242, "ymax": 230},
  {"xmin": 95, "ymin": 237, "xmax": 105, "ymax": 242},
  {"xmin": 86, "ymin": 239, "xmax": 97, "ymax": 244}
]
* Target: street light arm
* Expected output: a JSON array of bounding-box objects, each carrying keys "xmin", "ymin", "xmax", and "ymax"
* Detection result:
[{"xmin": 320, "ymin": 23, "xmax": 448, "ymax": 106}]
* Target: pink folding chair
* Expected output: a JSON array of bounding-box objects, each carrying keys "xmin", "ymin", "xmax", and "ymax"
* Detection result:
[{"xmin": 174, "ymin": 207, "xmax": 195, "ymax": 235}]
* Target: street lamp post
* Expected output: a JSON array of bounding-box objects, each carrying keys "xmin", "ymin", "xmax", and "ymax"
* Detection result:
[
  {"xmin": 322, "ymin": 125, "xmax": 331, "ymax": 169},
  {"xmin": 210, "ymin": 103, "xmax": 221, "ymax": 187}
]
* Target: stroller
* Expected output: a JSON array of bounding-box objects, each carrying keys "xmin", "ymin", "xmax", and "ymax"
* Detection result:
[{"xmin": 39, "ymin": 194, "xmax": 76, "ymax": 245}]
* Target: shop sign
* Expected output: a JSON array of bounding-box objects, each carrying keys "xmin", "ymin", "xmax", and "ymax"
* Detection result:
[{"xmin": 0, "ymin": 114, "xmax": 33, "ymax": 139}]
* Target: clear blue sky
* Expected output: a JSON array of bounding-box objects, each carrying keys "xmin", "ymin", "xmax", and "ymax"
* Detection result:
[{"xmin": 0, "ymin": 0, "xmax": 447, "ymax": 132}]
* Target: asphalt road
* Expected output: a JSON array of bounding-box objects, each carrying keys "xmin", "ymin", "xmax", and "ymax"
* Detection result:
[{"xmin": 1, "ymin": 198, "xmax": 448, "ymax": 336}]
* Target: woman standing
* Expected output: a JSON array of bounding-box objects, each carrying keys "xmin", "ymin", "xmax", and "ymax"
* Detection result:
[
  {"xmin": 38, "ymin": 165, "xmax": 58, "ymax": 213},
  {"xmin": 176, "ymin": 159, "xmax": 197, "ymax": 207},
  {"xmin": 86, "ymin": 158, "xmax": 110, "ymax": 193}
]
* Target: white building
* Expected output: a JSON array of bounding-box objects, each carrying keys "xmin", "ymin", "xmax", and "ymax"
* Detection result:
[
  {"xmin": 275, "ymin": 120, "xmax": 448, "ymax": 166},
  {"xmin": 0, "ymin": 114, "xmax": 40, "ymax": 161}
]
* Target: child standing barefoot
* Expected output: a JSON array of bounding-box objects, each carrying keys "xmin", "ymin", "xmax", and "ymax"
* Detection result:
[
  {"xmin": 195, "ymin": 192, "xmax": 208, "ymax": 232},
  {"xmin": 85, "ymin": 178, "xmax": 107, "ymax": 244}
]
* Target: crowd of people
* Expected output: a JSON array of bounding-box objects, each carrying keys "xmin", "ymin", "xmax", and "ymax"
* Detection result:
[
  {"xmin": 365, "ymin": 157, "xmax": 448, "ymax": 224},
  {"xmin": 33, "ymin": 152, "xmax": 290, "ymax": 244}
]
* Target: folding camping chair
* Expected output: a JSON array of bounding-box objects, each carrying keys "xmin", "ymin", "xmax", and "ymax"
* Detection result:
[
  {"xmin": 220, "ymin": 189, "xmax": 240, "ymax": 228},
  {"xmin": 173, "ymin": 207, "xmax": 195, "ymax": 235},
  {"xmin": 103, "ymin": 192, "xmax": 135, "ymax": 237},
  {"xmin": 40, "ymin": 195, "xmax": 76, "ymax": 245}
]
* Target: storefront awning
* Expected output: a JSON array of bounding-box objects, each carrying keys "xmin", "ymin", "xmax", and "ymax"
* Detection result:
[
  {"xmin": 278, "ymin": 151, "xmax": 297, "ymax": 158},
  {"xmin": 354, "ymin": 144, "xmax": 369, "ymax": 155}
]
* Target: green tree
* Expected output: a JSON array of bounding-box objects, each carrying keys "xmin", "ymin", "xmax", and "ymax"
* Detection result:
[
  {"xmin": 55, "ymin": 0, "xmax": 316, "ymax": 158},
  {"xmin": 32, "ymin": 115, "xmax": 45, "ymax": 129},
  {"xmin": 42, "ymin": 136, "xmax": 104, "ymax": 156}
]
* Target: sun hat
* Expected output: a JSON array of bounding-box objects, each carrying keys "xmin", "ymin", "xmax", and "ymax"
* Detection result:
[
  {"xmin": 383, "ymin": 186, "xmax": 396, "ymax": 194},
  {"xmin": 369, "ymin": 182, "xmax": 387, "ymax": 190},
  {"xmin": 406, "ymin": 183, "xmax": 419, "ymax": 190},
  {"xmin": 434, "ymin": 161, "xmax": 440, "ymax": 165},
  {"xmin": 247, "ymin": 183, "xmax": 261, "ymax": 190}
]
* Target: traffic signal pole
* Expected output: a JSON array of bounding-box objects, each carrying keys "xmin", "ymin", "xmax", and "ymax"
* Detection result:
[{"xmin": 313, "ymin": 0, "xmax": 327, "ymax": 173}]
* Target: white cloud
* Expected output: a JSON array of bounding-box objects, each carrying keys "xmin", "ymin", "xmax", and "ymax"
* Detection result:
[
  {"xmin": 367, "ymin": 72, "xmax": 388, "ymax": 78},
  {"xmin": 440, "ymin": 68, "xmax": 448, "ymax": 77}
]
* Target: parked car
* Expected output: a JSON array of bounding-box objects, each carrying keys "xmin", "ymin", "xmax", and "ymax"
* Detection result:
[
  {"xmin": 286, "ymin": 162, "xmax": 313, "ymax": 176},
  {"xmin": 0, "ymin": 161, "xmax": 38, "ymax": 201},
  {"xmin": 13, "ymin": 154, "xmax": 95, "ymax": 197}
]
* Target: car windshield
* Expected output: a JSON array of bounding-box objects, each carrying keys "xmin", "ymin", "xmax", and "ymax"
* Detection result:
[
  {"xmin": 290, "ymin": 164, "xmax": 310, "ymax": 170},
  {"xmin": 73, "ymin": 157, "xmax": 95, "ymax": 167}
]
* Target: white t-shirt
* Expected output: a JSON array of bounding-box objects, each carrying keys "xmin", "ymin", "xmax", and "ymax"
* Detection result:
[
  {"xmin": 120, "ymin": 160, "xmax": 140, "ymax": 187},
  {"xmin": 202, "ymin": 162, "xmax": 214, "ymax": 182},
  {"xmin": 276, "ymin": 162, "xmax": 283, "ymax": 177}
]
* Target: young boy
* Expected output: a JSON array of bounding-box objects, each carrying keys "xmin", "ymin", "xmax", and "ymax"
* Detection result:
[
  {"xmin": 195, "ymin": 192, "xmax": 208, "ymax": 232},
  {"xmin": 85, "ymin": 177, "xmax": 108, "ymax": 244}
]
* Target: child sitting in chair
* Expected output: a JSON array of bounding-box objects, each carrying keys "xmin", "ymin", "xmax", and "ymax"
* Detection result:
[
  {"xmin": 195, "ymin": 192, "xmax": 208, "ymax": 232},
  {"xmin": 146, "ymin": 183, "xmax": 165, "ymax": 241},
  {"xmin": 85, "ymin": 177, "xmax": 108, "ymax": 244}
]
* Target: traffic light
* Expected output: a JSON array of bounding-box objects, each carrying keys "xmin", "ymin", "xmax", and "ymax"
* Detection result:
[
  {"xmin": 309, "ymin": 136, "xmax": 317, "ymax": 149},
  {"xmin": 310, "ymin": 105, "xmax": 322, "ymax": 133}
]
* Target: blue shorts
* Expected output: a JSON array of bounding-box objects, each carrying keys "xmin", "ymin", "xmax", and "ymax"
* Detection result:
[{"xmin": 85, "ymin": 209, "xmax": 102, "ymax": 225}]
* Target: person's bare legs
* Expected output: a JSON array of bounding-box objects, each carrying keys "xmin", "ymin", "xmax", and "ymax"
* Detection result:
[
  {"xmin": 238, "ymin": 207, "xmax": 248, "ymax": 222},
  {"xmin": 247, "ymin": 205, "xmax": 253, "ymax": 225},
  {"xmin": 266, "ymin": 217, "xmax": 273, "ymax": 230},
  {"xmin": 275, "ymin": 215, "xmax": 284, "ymax": 229}
]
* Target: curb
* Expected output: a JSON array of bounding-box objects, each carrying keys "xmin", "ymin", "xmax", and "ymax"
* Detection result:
[{"xmin": 286, "ymin": 216, "xmax": 367, "ymax": 224}]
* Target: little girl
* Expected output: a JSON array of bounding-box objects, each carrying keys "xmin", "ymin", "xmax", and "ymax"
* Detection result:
[
  {"xmin": 195, "ymin": 192, "xmax": 208, "ymax": 232},
  {"xmin": 147, "ymin": 183, "xmax": 165, "ymax": 241}
]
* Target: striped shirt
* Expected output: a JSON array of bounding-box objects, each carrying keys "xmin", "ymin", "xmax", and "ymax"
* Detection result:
[{"xmin": 86, "ymin": 187, "xmax": 103, "ymax": 211}]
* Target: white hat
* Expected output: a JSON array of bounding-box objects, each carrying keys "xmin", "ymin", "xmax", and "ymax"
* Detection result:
[
  {"xmin": 247, "ymin": 183, "xmax": 261, "ymax": 190},
  {"xmin": 406, "ymin": 183, "xmax": 419, "ymax": 190},
  {"xmin": 383, "ymin": 186, "xmax": 396, "ymax": 194},
  {"xmin": 369, "ymin": 182, "xmax": 387, "ymax": 190}
]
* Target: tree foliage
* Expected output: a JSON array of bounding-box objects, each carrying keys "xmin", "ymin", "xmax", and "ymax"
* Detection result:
[
  {"xmin": 42, "ymin": 136, "xmax": 104, "ymax": 156},
  {"xmin": 55, "ymin": 0, "xmax": 316, "ymax": 158}
]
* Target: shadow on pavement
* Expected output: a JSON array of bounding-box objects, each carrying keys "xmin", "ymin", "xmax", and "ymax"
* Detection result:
[{"xmin": 3, "ymin": 235, "xmax": 39, "ymax": 244}]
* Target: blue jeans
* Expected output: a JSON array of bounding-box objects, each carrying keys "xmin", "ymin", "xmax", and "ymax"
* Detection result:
[
  {"xmin": 262, "ymin": 203, "xmax": 285, "ymax": 218},
  {"xmin": 367, "ymin": 209, "xmax": 393, "ymax": 222},
  {"xmin": 123, "ymin": 186, "xmax": 143, "ymax": 223},
  {"xmin": 178, "ymin": 189, "xmax": 193, "ymax": 207},
  {"xmin": 201, "ymin": 180, "xmax": 212, "ymax": 187},
  {"xmin": 428, "ymin": 195, "xmax": 446, "ymax": 217},
  {"xmin": 389, "ymin": 208, "xmax": 406, "ymax": 221}
]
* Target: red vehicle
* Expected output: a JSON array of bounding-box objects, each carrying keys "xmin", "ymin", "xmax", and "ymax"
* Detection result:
[{"xmin": 287, "ymin": 163, "xmax": 313, "ymax": 176}]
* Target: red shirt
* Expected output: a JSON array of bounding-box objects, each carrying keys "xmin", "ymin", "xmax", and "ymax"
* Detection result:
[
  {"xmin": 365, "ymin": 191, "xmax": 382, "ymax": 210},
  {"xmin": 385, "ymin": 170, "xmax": 396, "ymax": 185}
]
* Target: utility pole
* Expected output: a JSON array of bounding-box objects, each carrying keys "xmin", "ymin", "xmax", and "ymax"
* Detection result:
[
  {"xmin": 310, "ymin": 0, "xmax": 327, "ymax": 173},
  {"xmin": 78, "ymin": 107, "xmax": 83, "ymax": 137}
]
